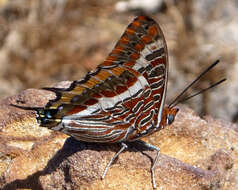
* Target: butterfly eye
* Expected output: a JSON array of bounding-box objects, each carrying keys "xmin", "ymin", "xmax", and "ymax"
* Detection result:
[{"xmin": 167, "ymin": 114, "xmax": 175, "ymax": 125}]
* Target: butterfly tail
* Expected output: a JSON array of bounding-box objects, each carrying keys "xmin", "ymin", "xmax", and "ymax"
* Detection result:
[
  {"xmin": 10, "ymin": 104, "xmax": 43, "ymax": 111},
  {"xmin": 10, "ymin": 104, "xmax": 61, "ymax": 129}
]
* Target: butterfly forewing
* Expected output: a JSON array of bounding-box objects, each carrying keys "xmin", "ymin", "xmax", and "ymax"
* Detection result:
[{"xmin": 38, "ymin": 16, "xmax": 169, "ymax": 143}]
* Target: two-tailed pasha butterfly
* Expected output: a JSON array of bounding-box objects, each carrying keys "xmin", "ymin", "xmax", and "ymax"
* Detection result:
[{"xmin": 12, "ymin": 16, "xmax": 226, "ymax": 188}]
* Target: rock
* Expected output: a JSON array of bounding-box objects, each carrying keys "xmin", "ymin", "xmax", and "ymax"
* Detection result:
[
  {"xmin": 0, "ymin": 0, "xmax": 236, "ymax": 123},
  {"xmin": 0, "ymin": 87, "xmax": 237, "ymax": 189}
]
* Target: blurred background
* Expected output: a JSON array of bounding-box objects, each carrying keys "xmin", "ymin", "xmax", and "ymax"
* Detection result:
[{"xmin": 0, "ymin": 0, "xmax": 237, "ymax": 123}]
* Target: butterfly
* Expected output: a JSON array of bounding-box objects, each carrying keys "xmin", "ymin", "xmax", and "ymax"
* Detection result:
[{"xmin": 12, "ymin": 16, "xmax": 226, "ymax": 188}]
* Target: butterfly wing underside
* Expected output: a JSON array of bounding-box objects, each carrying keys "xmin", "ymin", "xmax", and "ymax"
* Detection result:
[{"xmin": 37, "ymin": 16, "xmax": 169, "ymax": 143}]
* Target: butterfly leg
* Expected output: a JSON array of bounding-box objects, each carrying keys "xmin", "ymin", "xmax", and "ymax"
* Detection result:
[
  {"xmin": 137, "ymin": 140, "xmax": 160, "ymax": 189},
  {"xmin": 102, "ymin": 142, "xmax": 128, "ymax": 179}
]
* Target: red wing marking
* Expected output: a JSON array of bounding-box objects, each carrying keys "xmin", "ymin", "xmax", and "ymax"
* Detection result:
[
  {"xmin": 100, "ymin": 90, "xmax": 117, "ymax": 97},
  {"xmin": 141, "ymin": 35, "xmax": 152, "ymax": 44},
  {"xmin": 135, "ymin": 43, "xmax": 145, "ymax": 51},
  {"xmin": 126, "ymin": 75, "xmax": 137, "ymax": 87},
  {"xmin": 130, "ymin": 52, "xmax": 140, "ymax": 60},
  {"xmin": 123, "ymin": 61, "xmax": 135, "ymax": 67},
  {"xmin": 148, "ymin": 25, "xmax": 158, "ymax": 37},
  {"xmin": 115, "ymin": 85, "xmax": 128, "ymax": 94},
  {"xmin": 67, "ymin": 105, "xmax": 87, "ymax": 115},
  {"xmin": 126, "ymin": 28, "xmax": 136, "ymax": 35}
]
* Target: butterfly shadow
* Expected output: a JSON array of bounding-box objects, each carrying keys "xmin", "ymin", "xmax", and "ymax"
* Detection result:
[{"xmin": 2, "ymin": 137, "xmax": 157, "ymax": 190}]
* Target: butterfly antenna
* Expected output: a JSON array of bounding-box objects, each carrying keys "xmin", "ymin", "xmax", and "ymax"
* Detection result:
[
  {"xmin": 168, "ymin": 59, "xmax": 220, "ymax": 108},
  {"xmin": 171, "ymin": 78, "xmax": 226, "ymax": 107}
]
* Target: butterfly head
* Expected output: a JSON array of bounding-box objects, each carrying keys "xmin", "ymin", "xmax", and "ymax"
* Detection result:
[{"xmin": 162, "ymin": 106, "xmax": 179, "ymax": 126}]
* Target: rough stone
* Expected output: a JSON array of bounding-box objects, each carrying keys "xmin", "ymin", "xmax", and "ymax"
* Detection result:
[{"xmin": 0, "ymin": 88, "xmax": 237, "ymax": 189}]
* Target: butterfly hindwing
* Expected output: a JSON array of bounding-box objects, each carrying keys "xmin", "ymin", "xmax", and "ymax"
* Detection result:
[{"xmin": 37, "ymin": 16, "xmax": 169, "ymax": 142}]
